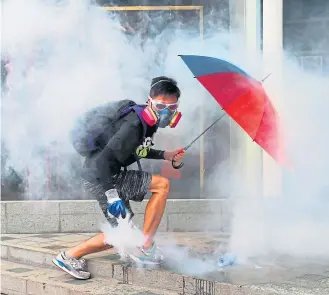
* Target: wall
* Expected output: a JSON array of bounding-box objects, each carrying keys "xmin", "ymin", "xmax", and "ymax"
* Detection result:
[
  {"xmin": 1, "ymin": 199, "xmax": 230, "ymax": 234},
  {"xmin": 283, "ymin": 0, "xmax": 329, "ymax": 75}
]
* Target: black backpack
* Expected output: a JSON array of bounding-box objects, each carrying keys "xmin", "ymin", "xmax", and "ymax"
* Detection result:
[{"xmin": 70, "ymin": 100, "xmax": 147, "ymax": 157}]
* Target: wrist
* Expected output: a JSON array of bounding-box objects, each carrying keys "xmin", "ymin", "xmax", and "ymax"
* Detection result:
[
  {"xmin": 161, "ymin": 151, "xmax": 166, "ymax": 160},
  {"xmin": 105, "ymin": 189, "xmax": 120, "ymax": 203}
]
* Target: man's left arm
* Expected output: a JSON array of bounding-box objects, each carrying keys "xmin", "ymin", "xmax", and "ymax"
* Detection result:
[
  {"xmin": 145, "ymin": 148, "xmax": 186, "ymax": 162},
  {"xmin": 145, "ymin": 149, "xmax": 165, "ymax": 160}
]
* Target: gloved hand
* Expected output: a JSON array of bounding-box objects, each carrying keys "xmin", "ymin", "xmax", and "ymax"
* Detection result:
[{"xmin": 105, "ymin": 189, "xmax": 126, "ymax": 219}]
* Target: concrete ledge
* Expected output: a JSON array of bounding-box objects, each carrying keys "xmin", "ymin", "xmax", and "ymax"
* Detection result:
[
  {"xmin": 1, "ymin": 260, "xmax": 180, "ymax": 295},
  {"xmin": 0, "ymin": 245, "xmax": 270, "ymax": 295},
  {"xmin": 1, "ymin": 199, "xmax": 228, "ymax": 234}
]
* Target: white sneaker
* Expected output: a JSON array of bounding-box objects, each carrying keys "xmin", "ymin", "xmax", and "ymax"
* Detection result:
[
  {"xmin": 52, "ymin": 251, "xmax": 90, "ymax": 280},
  {"xmin": 129, "ymin": 242, "xmax": 165, "ymax": 265}
]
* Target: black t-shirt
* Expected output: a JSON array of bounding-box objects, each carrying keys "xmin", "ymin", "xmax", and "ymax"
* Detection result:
[{"xmin": 82, "ymin": 110, "xmax": 163, "ymax": 189}]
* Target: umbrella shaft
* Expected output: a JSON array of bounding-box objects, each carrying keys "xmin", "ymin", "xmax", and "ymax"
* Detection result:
[
  {"xmin": 262, "ymin": 73, "xmax": 272, "ymax": 82},
  {"xmin": 185, "ymin": 112, "xmax": 226, "ymax": 151}
]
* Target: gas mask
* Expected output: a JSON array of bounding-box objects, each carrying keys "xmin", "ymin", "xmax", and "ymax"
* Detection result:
[
  {"xmin": 143, "ymin": 97, "xmax": 182, "ymax": 128},
  {"xmin": 158, "ymin": 108, "xmax": 174, "ymax": 128}
]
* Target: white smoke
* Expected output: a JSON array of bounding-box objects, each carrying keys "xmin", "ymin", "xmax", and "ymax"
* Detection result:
[
  {"xmin": 1, "ymin": 0, "xmax": 232, "ymax": 275},
  {"xmin": 229, "ymin": 64, "xmax": 329, "ymax": 263},
  {"xmin": 1, "ymin": 0, "xmax": 234, "ymax": 198},
  {"xmin": 2, "ymin": 0, "xmax": 329, "ymax": 276}
]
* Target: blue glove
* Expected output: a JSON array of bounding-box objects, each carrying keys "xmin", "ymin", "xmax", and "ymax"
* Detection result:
[
  {"xmin": 105, "ymin": 189, "xmax": 126, "ymax": 219},
  {"xmin": 108, "ymin": 199, "xmax": 126, "ymax": 219}
]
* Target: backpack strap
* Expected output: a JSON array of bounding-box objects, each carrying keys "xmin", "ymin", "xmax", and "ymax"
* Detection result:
[
  {"xmin": 119, "ymin": 104, "xmax": 148, "ymax": 138},
  {"xmin": 119, "ymin": 104, "xmax": 148, "ymax": 172},
  {"xmin": 132, "ymin": 105, "xmax": 148, "ymax": 138}
]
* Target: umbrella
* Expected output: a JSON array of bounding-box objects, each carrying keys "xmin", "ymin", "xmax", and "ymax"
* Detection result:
[{"xmin": 178, "ymin": 54, "xmax": 290, "ymax": 168}]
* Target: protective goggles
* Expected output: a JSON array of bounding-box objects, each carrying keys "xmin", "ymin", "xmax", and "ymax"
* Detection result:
[{"xmin": 148, "ymin": 97, "xmax": 179, "ymax": 112}]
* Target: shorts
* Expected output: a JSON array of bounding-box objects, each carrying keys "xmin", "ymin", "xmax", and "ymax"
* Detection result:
[{"xmin": 83, "ymin": 170, "xmax": 152, "ymax": 227}]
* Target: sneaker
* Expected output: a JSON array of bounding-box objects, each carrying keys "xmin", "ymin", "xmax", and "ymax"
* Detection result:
[
  {"xmin": 52, "ymin": 251, "xmax": 91, "ymax": 280},
  {"xmin": 129, "ymin": 242, "xmax": 165, "ymax": 265}
]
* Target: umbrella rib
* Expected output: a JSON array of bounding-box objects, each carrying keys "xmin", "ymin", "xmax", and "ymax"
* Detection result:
[
  {"xmin": 221, "ymin": 85, "xmax": 265, "ymax": 141},
  {"xmin": 252, "ymin": 74, "xmax": 272, "ymax": 141},
  {"xmin": 251, "ymin": 89, "xmax": 267, "ymax": 142},
  {"xmin": 252, "ymin": 108, "xmax": 265, "ymax": 142}
]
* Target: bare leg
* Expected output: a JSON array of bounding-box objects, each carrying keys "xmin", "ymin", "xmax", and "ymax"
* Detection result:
[
  {"xmin": 142, "ymin": 175, "xmax": 170, "ymax": 249},
  {"xmin": 66, "ymin": 233, "xmax": 113, "ymax": 259},
  {"xmin": 65, "ymin": 175, "xmax": 169, "ymax": 258}
]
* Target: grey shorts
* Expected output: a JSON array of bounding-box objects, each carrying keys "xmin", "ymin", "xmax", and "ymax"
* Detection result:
[{"xmin": 83, "ymin": 170, "xmax": 152, "ymax": 227}]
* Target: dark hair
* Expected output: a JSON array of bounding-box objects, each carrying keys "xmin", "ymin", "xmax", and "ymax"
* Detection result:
[{"xmin": 149, "ymin": 76, "xmax": 181, "ymax": 99}]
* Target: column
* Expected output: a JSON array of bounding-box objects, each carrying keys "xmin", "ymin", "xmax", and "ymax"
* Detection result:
[
  {"xmin": 229, "ymin": 0, "xmax": 263, "ymax": 198},
  {"xmin": 244, "ymin": 0, "xmax": 263, "ymax": 198},
  {"xmin": 262, "ymin": 0, "xmax": 284, "ymax": 198}
]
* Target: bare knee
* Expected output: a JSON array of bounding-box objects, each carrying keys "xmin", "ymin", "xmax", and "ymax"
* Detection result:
[
  {"xmin": 160, "ymin": 177, "xmax": 170, "ymax": 194},
  {"xmin": 150, "ymin": 175, "xmax": 170, "ymax": 195}
]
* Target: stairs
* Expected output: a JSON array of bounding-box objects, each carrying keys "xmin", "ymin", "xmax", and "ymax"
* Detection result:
[
  {"xmin": 1, "ymin": 260, "xmax": 178, "ymax": 295},
  {"xmin": 0, "ymin": 232, "xmax": 230, "ymax": 295},
  {"xmin": 2, "ymin": 233, "xmax": 328, "ymax": 295}
]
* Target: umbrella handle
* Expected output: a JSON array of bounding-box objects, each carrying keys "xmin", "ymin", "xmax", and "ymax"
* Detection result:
[
  {"xmin": 171, "ymin": 147, "xmax": 188, "ymax": 170},
  {"xmin": 172, "ymin": 158, "xmax": 184, "ymax": 169}
]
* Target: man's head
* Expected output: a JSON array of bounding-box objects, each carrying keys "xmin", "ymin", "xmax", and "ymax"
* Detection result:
[
  {"xmin": 149, "ymin": 76, "xmax": 180, "ymax": 102},
  {"xmin": 148, "ymin": 76, "xmax": 181, "ymax": 128}
]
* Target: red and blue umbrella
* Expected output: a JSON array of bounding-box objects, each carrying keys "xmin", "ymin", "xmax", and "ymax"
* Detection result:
[{"xmin": 178, "ymin": 54, "xmax": 290, "ymax": 168}]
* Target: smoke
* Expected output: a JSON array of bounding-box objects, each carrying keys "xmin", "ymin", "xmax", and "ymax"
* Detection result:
[
  {"xmin": 100, "ymin": 215, "xmax": 145, "ymax": 259},
  {"xmin": 1, "ymin": 0, "xmax": 232, "ymax": 275},
  {"xmin": 228, "ymin": 63, "xmax": 329, "ymax": 264},
  {"xmin": 101, "ymin": 216, "xmax": 218, "ymax": 276},
  {"xmin": 2, "ymin": 0, "xmax": 329, "ymax": 277},
  {"xmin": 228, "ymin": 22, "xmax": 329, "ymax": 265},
  {"xmin": 2, "ymin": 0, "xmax": 140, "ymax": 196},
  {"xmin": 1, "ymin": 0, "xmax": 236, "ymax": 199}
]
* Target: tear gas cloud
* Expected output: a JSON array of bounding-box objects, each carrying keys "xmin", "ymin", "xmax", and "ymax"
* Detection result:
[
  {"xmin": 2, "ymin": 0, "xmax": 329, "ymax": 274},
  {"xmin": 1, "ymin": 0, "xmax": 235, "ymax": 198},
  {"xmin": 229, "ymin": 63, "xmax": 329, "ymax": 263},
  {"xmin": 227, "ymin": 4, "xmax": 329, "ymax": 263}
]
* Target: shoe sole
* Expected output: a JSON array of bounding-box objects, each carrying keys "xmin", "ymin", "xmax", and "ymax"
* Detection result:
[
  {"xmin": 52, "ymin": 258, "xmax": 90, "ymax": 280},
  {"xmin": 128, "ymin": 254, "xmax": 165, "ymax": 266}
]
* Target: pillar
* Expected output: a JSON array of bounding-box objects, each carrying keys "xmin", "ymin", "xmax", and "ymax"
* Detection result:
[
  {"xmin": 244, "ymin": 0, "xmax": 263, "ymax": 198},
  {"xmin": 229, "ymin": 0, "xmax": 263, "ymax": 198},
  {"xmin": 262, "ymin": 0, "xmax": 284, "ymax": 198}
]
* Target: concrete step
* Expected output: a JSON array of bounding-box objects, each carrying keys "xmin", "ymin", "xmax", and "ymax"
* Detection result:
[
  {"xmin": 1, "ymin": 241, "xmax": 209, "ymax": 295},
  {"xmin": 1, "ymin": 233, "xmax": 233, "ymax": 295},
  {"xmin": 1, "ymin": 260, "xmax": 179, "ymax": 295},
  {"xmin": 2, "ymin": 234, "xmax": 329, "ymax": 295}
]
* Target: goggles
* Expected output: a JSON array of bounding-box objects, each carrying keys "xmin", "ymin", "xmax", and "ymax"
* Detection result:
[{"xmin": 148, "ymin": 97, "xmax": 179, "ymax": 112}]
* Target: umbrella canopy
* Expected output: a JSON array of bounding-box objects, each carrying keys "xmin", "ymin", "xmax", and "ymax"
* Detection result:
[{"xmin": 179, "ymin": 55, "xmax": 289, "ymax": 167}]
